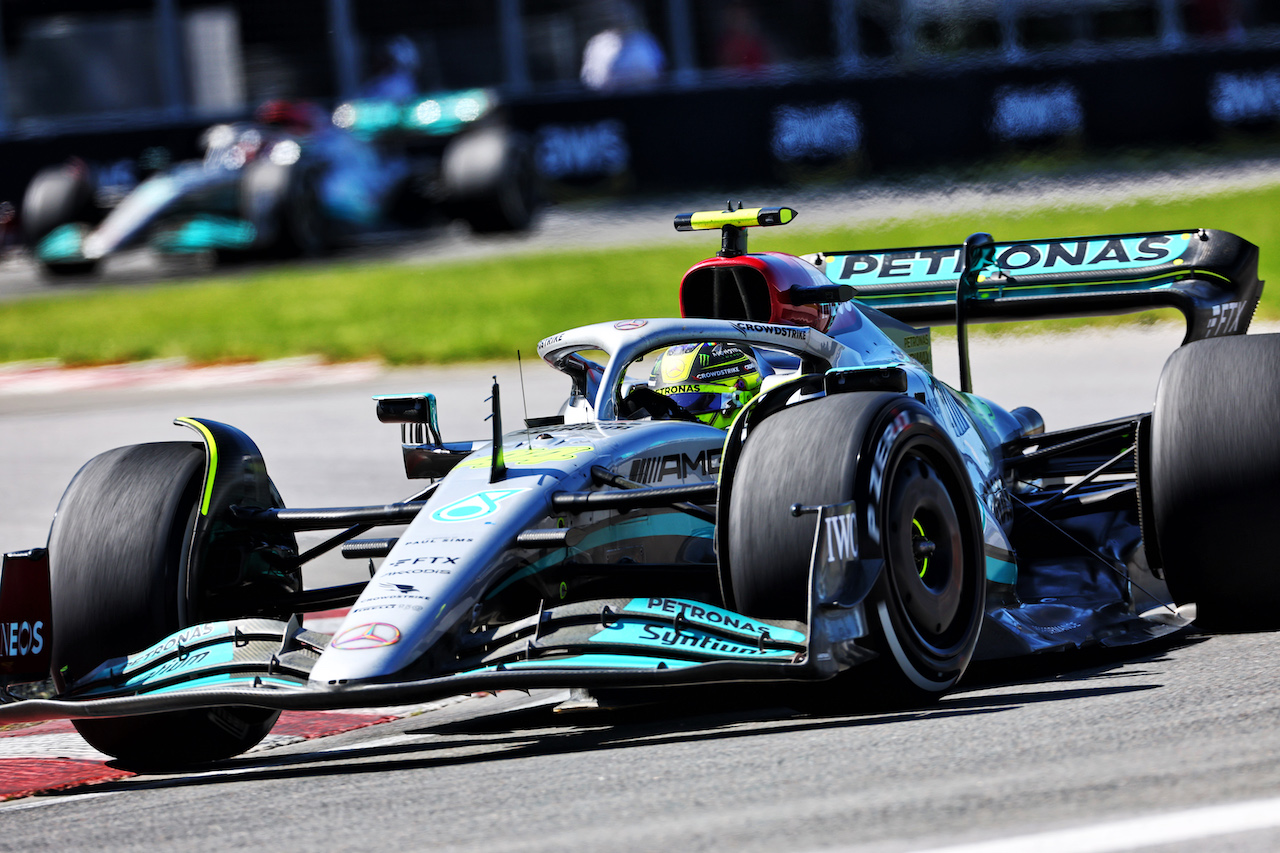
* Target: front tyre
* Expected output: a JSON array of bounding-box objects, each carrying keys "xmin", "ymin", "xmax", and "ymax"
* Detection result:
[
  {"xmin": 726, "ymin": 393, "xmax": 984, "ymax": 700},
  {"xmin": 48, "ymin": 442, "xmax": 279, "ymax": 768},
  {"xmin": 869, "ymin": 420, "xmax": 981, "ymax": 693},
  {"xmin": 22, "ymin": 163, "xmax": 95, "ymax": 244},
  {"xmin": 22, "ymin": 163, "xmax": 101, "ymax": 278}
]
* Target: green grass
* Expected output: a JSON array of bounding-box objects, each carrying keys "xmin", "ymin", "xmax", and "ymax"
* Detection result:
[{"xmin": 4, "ymin": 182, "xmax": 1280, "ymax": 366}]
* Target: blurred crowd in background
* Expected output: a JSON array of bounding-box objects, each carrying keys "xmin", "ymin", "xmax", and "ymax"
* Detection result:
[{"xmin": 0, "ymin": 0, "xmax": 1276, "ymax": 134}]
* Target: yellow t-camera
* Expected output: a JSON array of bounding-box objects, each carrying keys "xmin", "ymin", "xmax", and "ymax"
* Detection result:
[{"xmin": 673, "ymin": 205, "xmax": 797, "ymax": 257}]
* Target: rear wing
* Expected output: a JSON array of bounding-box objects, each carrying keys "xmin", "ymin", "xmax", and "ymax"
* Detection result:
[{"xmin": 820, "ymin": 229, "xmax": 1262, "ymax": 344}]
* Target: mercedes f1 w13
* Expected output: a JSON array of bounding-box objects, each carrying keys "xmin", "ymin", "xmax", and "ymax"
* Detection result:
[
  {"xmin": 2, "ymin": 206, "xmax": 1277, "ymax": 768},
  {"xmin": 22, "ymin": 92, "xmax": 537, "ymax": 277}
]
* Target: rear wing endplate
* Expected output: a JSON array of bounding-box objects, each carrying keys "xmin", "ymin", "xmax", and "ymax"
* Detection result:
[{"xmin": 821, "ymin": 229, "xmax": 1262, "ymax": 344}]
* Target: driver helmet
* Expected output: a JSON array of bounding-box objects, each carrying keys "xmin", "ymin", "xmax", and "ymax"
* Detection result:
[
  {"xmin": 650, "ymin": 342, "xmax": 762, "ymax": 429},
  {"xmin": 255, "ymin": 99, "xmax": 323, "ymax": 133}
]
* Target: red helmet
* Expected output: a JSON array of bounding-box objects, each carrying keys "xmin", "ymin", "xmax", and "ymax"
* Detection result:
[{"xmin": 255, "ymin": 100, "xmax": 321, "ymax": 132}]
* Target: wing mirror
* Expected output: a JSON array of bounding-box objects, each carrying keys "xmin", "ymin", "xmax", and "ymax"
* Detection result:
[
  {"xmin": 375, "ymin": 393, "xmax": 444, "ymax": 446},
  {"xmin": 375, "ymin": 393, "xmax": 480, "ymax": 479}
]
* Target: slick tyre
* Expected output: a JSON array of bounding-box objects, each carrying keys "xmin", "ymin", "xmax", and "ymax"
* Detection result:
[
  {"xmin": 726, "ymin": 393, "xmax": 984, "ymax": 702},
  {"xmin": 37, "ymin": 258, "xmax": 99, "ymax": 279},
  {"xmin": 442, "ymin": 125, "xmax": 538, "ymax": 233},
  {"xmin": 1148, "ymin": 333, "xmax": 1280, "ymax": 630},
  {"xmin": 22, "ymin": 163, "xmax": 94, "ymax": 244},
  {"xmin": 241, "ymin": 158, "xmax": 330, "ymax": 257},
  {"xmin": 48, "ymin": 442, "xmax": 279, "ymax": 768},
  {"xmin": 22, "ymin": 163, "xmax": 100, "ymax": 278}
]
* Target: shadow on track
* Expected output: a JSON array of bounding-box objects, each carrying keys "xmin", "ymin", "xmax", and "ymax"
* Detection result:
[
  {"xmin": 38, "ymin": 631, "xmax": 1202, "ymax": 804},
  {"xmin": 69, "ymin": 679, "xmax": 1170, "ymax": 800},
  {"xmin": 957, "ymin": 630, "xmax": 1208, "ymax": 692}
]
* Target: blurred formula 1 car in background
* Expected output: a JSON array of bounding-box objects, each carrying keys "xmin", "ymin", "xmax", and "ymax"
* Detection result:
[{"xmin": 20, "ymin": 90, "xmax": 539, "ymax": 277}]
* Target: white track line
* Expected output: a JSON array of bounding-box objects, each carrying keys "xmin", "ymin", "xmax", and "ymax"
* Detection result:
[
  {"xmin": 901, "ymin": 796, "xmax": 1280, "ymax": 853},
  {"xmin": 0, "ymin": 733, "xmax": 112, "ymax": 761},
  {"xmin": 0, "ymin": 790, "xmax": 120, "ymax": 812}
]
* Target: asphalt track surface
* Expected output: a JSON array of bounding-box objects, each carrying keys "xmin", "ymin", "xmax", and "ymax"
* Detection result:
[{"xmin": 3, "ymin": 167, "xmax": 1280, "ymax": 850}]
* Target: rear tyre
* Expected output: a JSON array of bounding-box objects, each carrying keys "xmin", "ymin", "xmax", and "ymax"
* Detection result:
[
  {"xmin": 240, "ymin": 157, "xmax": 330, "ymax": 257},
  {"xmin": 442, "ymin": 125, "xmax": 539, "ymax": 233},
  {"xmin": 1149, "ymin": 333, "xmax": 1280, "ymax": 630},
  {"xmin": 726, "ymin": 393, "xmax": 984, "ymax": 703},
  {"xmin": 48, "ymin": 443, "xmax": 279, "ymax": 768}
]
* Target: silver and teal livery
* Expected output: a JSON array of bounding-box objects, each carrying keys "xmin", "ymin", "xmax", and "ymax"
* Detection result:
[{"xmin": 2, "ymin": 205, "xmax": 1273, "ymax": 771}]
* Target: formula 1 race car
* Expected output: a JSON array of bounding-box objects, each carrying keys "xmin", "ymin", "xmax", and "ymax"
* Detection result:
[
  {"xmin": 2, "ymin": 206, "xmax": 1277, "ymax": 769},
  {"xmin": 21, "ymin": 91, "xmax": 537, "ymax": 277}
]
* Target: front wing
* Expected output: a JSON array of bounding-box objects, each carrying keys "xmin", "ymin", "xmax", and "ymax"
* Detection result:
[
  {"xmin": 0, "ymin": 506, "xmax": 876, "ymax": 724},
  {"xmin": 0, "ymin": 597, "xmax": 845, "ymax": 725},
  {"xmin": 0, "ymin": 485, "xmax": 1193, "ymax": 726}
]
